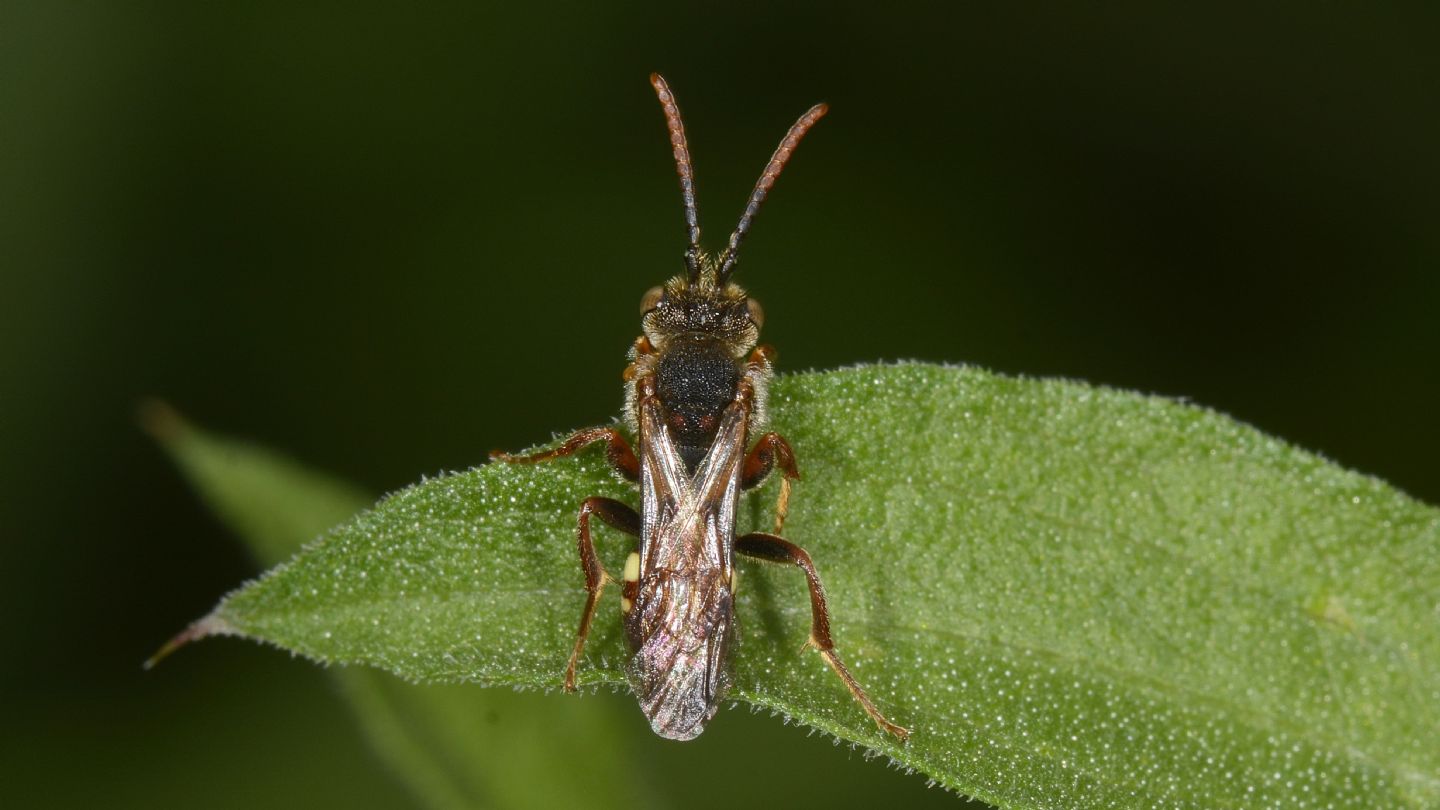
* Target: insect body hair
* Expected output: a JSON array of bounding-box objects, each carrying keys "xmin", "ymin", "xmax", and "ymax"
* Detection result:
[{"xmin": 624, "ymin": 269, "xmax": 769, "ymax": 470}]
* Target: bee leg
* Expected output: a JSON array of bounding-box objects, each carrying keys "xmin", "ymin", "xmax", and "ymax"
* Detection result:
[
  {"xmin": 741, "ymin": 433, "xmax": 800, "ymax": 534},
  {"xmin": 748, "ymin": 344, "xmax": 778, "ymax": 369},
  {"xmin": 565, "ymin": 497, "xmax": 641, "ymax": 691},
  {"xmin": 491, "ymin": 426, "xmax": 639, "ymax": 482},
  {"xmin": 736, "ymin": 533, "xmax": 910, "ymax": 741}
]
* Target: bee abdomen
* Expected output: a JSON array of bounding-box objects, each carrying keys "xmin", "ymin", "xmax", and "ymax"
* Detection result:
[{"xmin": 624, "ymin": 573, "xmax": 734, "ymax": 741}]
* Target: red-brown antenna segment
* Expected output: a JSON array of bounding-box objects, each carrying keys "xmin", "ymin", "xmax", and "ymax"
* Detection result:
[
  {"xmin": 718, "ymin": 101, "xmax": 828, "ymax": 282},
  {"xmin": 649, "ymin": 73, "xmax": 703, "ymax": 277}
]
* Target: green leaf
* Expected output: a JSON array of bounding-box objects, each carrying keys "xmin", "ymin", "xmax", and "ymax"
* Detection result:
[
  {"xmin": 140, "ymin": 401, "xmax": 374, "ymax": 566},
  {"xmin": 169, "ymin": 364, "xmax": 1440, "ymax": 808},
  {"xmin": 145, "ymin": 403, "xmax": 647, "ymax": 810}
]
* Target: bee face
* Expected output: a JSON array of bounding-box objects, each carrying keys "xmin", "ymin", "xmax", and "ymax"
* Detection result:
[{"xmin": 640, "ymin": 274, "xmax": 759, "ymax": 358}]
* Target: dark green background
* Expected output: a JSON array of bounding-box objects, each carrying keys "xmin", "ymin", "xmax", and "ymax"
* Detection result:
[{"xmin": 4, "ymin": 3, "xmax": 1436, "ymax": 808}]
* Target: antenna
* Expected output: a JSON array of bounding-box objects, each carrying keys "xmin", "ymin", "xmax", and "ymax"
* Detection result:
[
  {"xmin": 718, "ymin": 101, "xmax": 828, "ymax": 283},
  {"xmin": 649, "ymin": 73, "xmax": 703, "ymax": 280}
]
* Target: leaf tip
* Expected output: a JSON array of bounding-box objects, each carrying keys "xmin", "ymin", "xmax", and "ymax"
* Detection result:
[{"xmin": 143, "ymin": 613, "xmax": 236, "ymax": 670}]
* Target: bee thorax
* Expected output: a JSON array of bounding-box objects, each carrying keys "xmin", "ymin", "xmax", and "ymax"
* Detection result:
[{"xmin": 655, "ymin": 338, "xmax": 743, "ymax": 472}]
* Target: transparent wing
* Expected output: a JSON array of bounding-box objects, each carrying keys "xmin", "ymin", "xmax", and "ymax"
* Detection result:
[{"xmin": 627, "ymin": 397, "xmax": 747, "ymax": 739}]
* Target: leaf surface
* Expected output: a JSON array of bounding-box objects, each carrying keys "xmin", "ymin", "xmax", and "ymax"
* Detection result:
[
  {"xmin": 174, "ymin": 365, "xmax": 1440, "ymax": 808},
  {"xmin": 148, "ymin": 404, "xmax": 644, "ymax": 810}
]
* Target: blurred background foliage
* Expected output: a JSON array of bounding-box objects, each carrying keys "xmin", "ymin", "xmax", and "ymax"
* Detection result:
[{"xmin": 2, "ymin": 2, "xmax": 1436, "ymax": 808}]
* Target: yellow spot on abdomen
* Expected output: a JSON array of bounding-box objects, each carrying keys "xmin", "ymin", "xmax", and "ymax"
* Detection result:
[{"xmin": 623, "ymin": 552, "xmax": 640, "ymax": 583}]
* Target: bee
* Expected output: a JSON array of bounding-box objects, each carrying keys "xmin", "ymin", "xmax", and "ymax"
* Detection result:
[{"xmin": 494, "ymin": 74, "xmax": 907, "ymax": 742}]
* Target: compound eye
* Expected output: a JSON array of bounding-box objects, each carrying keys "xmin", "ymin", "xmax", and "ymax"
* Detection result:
[
  {"xmin": 746, "ymin": 298, "xmax": 765, "ymax": 330},
  {"xmin": 640, "ymin": 286, "xmax": 664, "ymax": 314}
]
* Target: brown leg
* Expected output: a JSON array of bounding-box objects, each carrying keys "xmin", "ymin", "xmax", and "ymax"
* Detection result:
[
  {"xmin": 622, "ymin": 336, "xmax": 655, "ymax": 381},
  {"xmin": 749, "ymin": 344, "xmax": 778, "ymax": 368},
  {"xmin": 491, "ymin": 426, "xmax": 639, "ymax": 483},
  {"xmin": 741, "ymin": 432, "xmax": 800, "ymax": 534},
  {"xmin": 736, "ymin": 533, "xmax": 909, "ymax": 741},
  {"xmin": 564, "ymin": 497, "xmax": 641, "ymax": 691}
]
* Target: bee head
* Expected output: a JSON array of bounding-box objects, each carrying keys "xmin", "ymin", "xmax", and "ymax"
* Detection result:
[
  {"xmin": 639, "ymin": 262, "xmax": 762, "ymax": 357},
  {"xmin": 643, "ymin": 73, "xmax": 823, "ymax": 355}
]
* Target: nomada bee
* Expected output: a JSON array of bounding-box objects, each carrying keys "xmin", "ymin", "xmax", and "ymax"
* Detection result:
[{"xmin": 494, "ymin": 74, "xmax": 908, "ymax": 742}]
